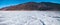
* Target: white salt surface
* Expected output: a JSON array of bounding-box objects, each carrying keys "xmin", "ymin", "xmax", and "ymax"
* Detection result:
[{"xmin": 0, "ymin": 11, "xmax": 60, "ymax": 25}]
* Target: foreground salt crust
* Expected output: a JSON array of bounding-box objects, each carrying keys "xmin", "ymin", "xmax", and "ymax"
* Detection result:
[{"xmin": 0, "ymin": 11, "xmax": 60, "ymax": 25}]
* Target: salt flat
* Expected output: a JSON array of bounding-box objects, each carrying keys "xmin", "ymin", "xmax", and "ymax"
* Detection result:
[{"xmin": 0, "ymin": 11, "xmax": 60, "ymax": 25}]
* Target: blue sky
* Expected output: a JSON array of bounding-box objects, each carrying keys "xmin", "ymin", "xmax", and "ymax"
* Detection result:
[{"xmin": 0, "ymin": 0, "xmax": 60, "ymax": 8}]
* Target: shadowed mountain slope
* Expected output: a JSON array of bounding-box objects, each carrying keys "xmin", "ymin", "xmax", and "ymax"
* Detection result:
[{"xmin": 1, "ymin": 2, "xmax": 60, "ymax": 11}]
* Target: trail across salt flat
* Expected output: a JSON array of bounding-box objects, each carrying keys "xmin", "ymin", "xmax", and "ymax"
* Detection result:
[{"xmin": 0, "ymin": 11, "xmax": 60, "ymax": 25}]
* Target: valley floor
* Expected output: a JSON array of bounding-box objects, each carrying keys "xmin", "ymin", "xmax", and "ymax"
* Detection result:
[{"xmin": 0, "ymin": 11, "xmax": 60, "ymax": 25}]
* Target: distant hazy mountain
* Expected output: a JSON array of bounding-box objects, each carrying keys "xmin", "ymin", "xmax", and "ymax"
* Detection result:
[{"xmin": 1, "ymin": 2, "xmax": 60, "ymax": 11}]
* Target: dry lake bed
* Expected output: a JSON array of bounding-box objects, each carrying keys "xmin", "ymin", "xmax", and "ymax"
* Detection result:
[{"xmin": 0, "ymin": 11, "xmax": 60, "ymax": 25}]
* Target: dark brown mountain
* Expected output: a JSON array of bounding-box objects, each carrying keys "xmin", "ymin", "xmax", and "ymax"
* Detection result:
[{"xmin": 1, "ymin": 2, "xmax": 60, "ymax": 11}]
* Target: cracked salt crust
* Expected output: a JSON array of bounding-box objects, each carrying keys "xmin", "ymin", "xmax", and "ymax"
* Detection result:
[{"xmin": 0, "ymin": 11, "xmax": 60, "ymax": 25}]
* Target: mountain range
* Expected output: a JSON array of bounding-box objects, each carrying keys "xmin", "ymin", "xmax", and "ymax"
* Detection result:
[{"xmin": 1, "ymin": 2, "xmax": 60, "ymax": 11}]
